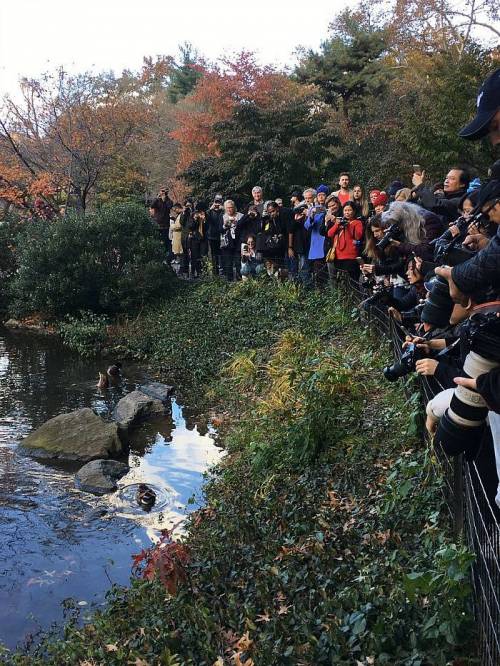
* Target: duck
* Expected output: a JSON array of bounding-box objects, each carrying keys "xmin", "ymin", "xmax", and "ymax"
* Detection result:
[
  {"xmin": 107, "ymin": 362, "xmax": 122, "ymax": 378},
  {"xmin": 97, "ymin": 372, "xmax": 109, "ymax": 389},
  {"xmin": 136, "ymin": 483, "xmax": 156, "ymax": 509}
]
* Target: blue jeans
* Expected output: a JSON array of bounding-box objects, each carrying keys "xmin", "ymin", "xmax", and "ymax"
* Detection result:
[{"xmin": 241, "ymin": 261, "xmax": 264, "ymax": 277}]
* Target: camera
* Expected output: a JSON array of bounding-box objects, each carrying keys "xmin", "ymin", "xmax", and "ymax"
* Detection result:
[
  {"xmin": 360, "ymin": 286, "xmax": 392, "ymax": 308},
  {"xmin": 383, "ymin": 341, "xmax": 426, "ymax": 381},
  {"xmin": 293, "ymin": 203, "xmax": 308, "ymax": 215},
  {"xmin": 376, "ymin": 223, "xmax": 403, "ymax": 251},
  {"xmin": 420, "ymin": 275, "xmax": 455, "ymax": 328},
  {"xmin": 435, "ymin": 305, "xmax": 500, "ymax": 457},
  {"xmin": 400, "ymin": 301, "xmax": 425, "ymax": 328},
  {"xmin": 433, "ymin": 210, "xmax": 489, "ymax": 266}
]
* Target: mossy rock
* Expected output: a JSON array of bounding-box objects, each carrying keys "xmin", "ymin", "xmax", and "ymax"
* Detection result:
[{"xmin": 21, "ymin": 408, "xmax": 125, "ymax": 462}]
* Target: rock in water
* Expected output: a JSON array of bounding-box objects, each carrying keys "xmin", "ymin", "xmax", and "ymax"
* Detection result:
[
  {"xmin": 21, "ymin": 408, "xmax": 124, "ymax": 462},
  {"xmin": 112, "ymin": 390, "xmax": 165, "ymax": 429},
  {"xmin": 139, "ymin": 382, "xmax": 174, "ymax": 403},
  {"xmin": 75, "ymin": 459, "xmax": 129, "ymax": 495}
]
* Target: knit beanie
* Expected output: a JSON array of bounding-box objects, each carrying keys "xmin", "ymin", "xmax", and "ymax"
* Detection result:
[{"xmin": 373, "ymin": 192, "xmax": 388, "ymax": 207}]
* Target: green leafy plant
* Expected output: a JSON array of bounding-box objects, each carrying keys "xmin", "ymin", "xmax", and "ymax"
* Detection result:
[{"xmin": 8, "ymin": 203, "xmax": 172, "ymax": 318}]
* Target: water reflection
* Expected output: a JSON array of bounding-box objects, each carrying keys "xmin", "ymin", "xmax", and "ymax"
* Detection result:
[{"xmin": 0, "ymin": 328, "xmax": 223, "ymax": 649}]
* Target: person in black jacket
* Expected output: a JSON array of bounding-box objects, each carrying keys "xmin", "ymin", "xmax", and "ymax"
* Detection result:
[
  {"xmin": 205, "ymin": 195, "xmax": 224, "ymax": 275},
  {"xmin": 360, "ymin": 214, "xmax": 405, "ymax": 283},
  {"xmin": 436, "ymin": 180, "xmax": 500, "ymax": 303},
  {"xmin": 257, "ymin": 202, "xmax": 286, "ymax": 274},
  {"xmin": 410, "ymin": 166, "xmax": 471, "ymax": 224},
  {"xmin": 150, "ymin": 188, "xmax": 173, "ymax": 256},
  {"xmin": 236, "ymin": 205, "xmax": 262, "ymax": 251}
]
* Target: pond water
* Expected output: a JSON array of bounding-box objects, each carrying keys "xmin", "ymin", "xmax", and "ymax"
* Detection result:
[{"xmin": 0, "ymin": 327, "xmax": 223, "ymax": 650}]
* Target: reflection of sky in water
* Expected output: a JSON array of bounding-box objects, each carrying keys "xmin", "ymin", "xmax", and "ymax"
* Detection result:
[
  {"xmin": 0, "ymin": 329, "xmax": 223, "ymax": 649},
  {"xmin": 110, "ymin": 399, "xmax": 224, "ymax": 541}
]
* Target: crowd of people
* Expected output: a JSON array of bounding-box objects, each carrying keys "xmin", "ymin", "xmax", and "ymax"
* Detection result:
[{"xmin": 149, "ymin": 69, "xmax": 500, "ymax": 514}]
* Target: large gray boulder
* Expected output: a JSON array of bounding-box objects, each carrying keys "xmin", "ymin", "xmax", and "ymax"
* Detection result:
[
  {"xmin": 112, "ymin": 390, "xmax": 165, "ymax": 429},
  {"xmin": 75, "ymin": 459, "xmax": 129, "ymax": 495},
  {"xmin": 139, "ymin": 382, "xmax": 174, "ymax": 403},
  {"xmin": 21, "ymin": 408, "xmax": 124, "ymax": 462}
]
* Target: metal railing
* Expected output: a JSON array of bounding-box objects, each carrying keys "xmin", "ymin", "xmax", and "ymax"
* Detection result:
[{"xmin": 332, "ymin": 271, "xmax": 500, "ymax": 665}]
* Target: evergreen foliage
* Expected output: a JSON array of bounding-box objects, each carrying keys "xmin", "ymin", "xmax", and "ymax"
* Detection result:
[
  {"xmin": 168, "ymin": 42, "xmax": 204, "ymax": 104},
  {"xmin": 182, "ymin": 98, "xmax": 339, "ymax": 200},
  {"xmin": 8, "ymin": 204, "xmax": 172, "ymax": 318},
  {"xmin": 294, "ymin": 28, "xmax": 390, "ymax": 117}
]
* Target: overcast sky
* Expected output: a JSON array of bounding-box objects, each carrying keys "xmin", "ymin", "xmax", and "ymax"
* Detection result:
[{"xmin": 0, "ymin": 0, "xmax": 344, "ymax": 97}]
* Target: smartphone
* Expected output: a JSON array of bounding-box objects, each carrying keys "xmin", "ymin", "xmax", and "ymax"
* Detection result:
[{"xmin": 241, "ymin": 243, "xmax": 249, "ymax": 253}]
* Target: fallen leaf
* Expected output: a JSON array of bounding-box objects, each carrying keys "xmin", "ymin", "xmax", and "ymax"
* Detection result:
[
  {"xmin": 255, "ymin": 612, "xmax": 271, "ymax": 623},
  {"xmin": 105, "ymin": 643, "xmax": 119, "ymax": 652},
  {"xmin": 277, "ymin": 604, "xmax": 291, "ymax": 615},
  {"xmin": 131, "ymin": 658, "xmax": 149, "ymax": 666},
  {"xmin": 235, "ymin": 631, "xmax": 253, "ymax": 651}
]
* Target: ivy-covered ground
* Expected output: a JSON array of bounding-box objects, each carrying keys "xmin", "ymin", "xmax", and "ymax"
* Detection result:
[{"xmin": 4, "ymin": 278, "xmax": 476, "ymax": 665}]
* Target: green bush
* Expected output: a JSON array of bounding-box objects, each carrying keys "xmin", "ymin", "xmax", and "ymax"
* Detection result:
[
  {"xmin": 9, "ymin": 204, "xmax": 172, "ymax": 318},
  {"xmin": 58, "ymin": 311, "xmax": 110, "ymax": 357},
  {"xmin": 0, "ymin": 216, "xmax": 20, "ymax": 313}
]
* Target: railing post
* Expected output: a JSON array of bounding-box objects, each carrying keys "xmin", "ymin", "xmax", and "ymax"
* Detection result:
[{"xmin": 453, "ymin": 455, "xmax": 464, "ymax": 535}]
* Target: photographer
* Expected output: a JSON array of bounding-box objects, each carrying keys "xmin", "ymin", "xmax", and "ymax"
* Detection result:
[
  {"xmin": 258, "ymin": 201, "xmax": 286, "ymax": 275},
  {"xmin": 237, "ymin": 204, "xmax": 263, "ymax": 249},
  {"xmin": 386, "ymin": 257, "xmax": 427, "ymax": 324},
  {"xmin": 360, "ymin": 214, "xmax": 405, "ymax": 284},
  {"xmin": 240, "ymin": 235, "xmax": 264, "ymax": 278},
  {"xmin": 320, "ymin": 194, "xmax": 342, "ymax": 282},
  {"xmin": 381, "ymin": 201, "xmax": 444, "ymax": 261},
  {"xmin": 432, "ymin": 189, "xmax": 480, "ymax": 263},
  {"xmin": 304, "ymin": 195, "xmax": 327, "ymax": 283},
  {"xmin": 436, "ymin": 180, "xmax": 500, "ymax": 304},
  {"xmin": 219, "ymin": 200, "xmax": 243, "ymax": 281},
  {"xmin": 326, "ymin": 201, "xmax": 364, "ymax": 280},
  {"xmin": 288, "ymin": 203, "xmax": 311, "ymax": 285},
  {"xmin": 206, "ymin": 195, "xmax": 225, "ymax": 275},
  {"xmin": 150, "ymin": 187, "xmax": 174, "ymax": 256},
  {"xmin": 411, "ymin": 166, "xmax": 471, "ymax": 224},
  {"xmin": 179, "ymin": 199, "xmax": 194, "ymax": 277}
]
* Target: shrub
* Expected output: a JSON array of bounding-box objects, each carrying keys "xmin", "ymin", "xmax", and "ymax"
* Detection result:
[
  {"xmin": 58, "ymin": 311, "xmax": 110, "ymax": 357},
  {"xmin": 0, "ymin": 216, "xmax": 20, "ymax": 313},
  {"xmin": 9, "ymin": 203, "xmax": 172, "ymax": 318}
]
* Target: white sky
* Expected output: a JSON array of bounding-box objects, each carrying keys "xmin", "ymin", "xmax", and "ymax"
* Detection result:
[{"xmin": 0, "ymin": 0, "xmax": 345, "ymax": 97}]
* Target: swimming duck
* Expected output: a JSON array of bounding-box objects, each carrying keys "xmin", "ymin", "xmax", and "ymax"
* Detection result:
[
  {"xmin": 136, "ymin": 483, "xmax": 156, "ymax": 509},
  {"xmin": 97, "ymin": 372, "xmax": 109, "ymax": 389},
  {"xmin": 107, "ymin": 362, "xmax": 122, "ymax": 378}
]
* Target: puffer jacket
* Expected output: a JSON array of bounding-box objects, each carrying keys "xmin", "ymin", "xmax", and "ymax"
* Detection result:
[{"xmin": 452, "ymin": 225, "xmax": 500, "ymax": 295}]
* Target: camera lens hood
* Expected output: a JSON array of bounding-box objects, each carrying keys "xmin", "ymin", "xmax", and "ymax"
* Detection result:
[{"xmin": 435, "ymin": 409, "xmax": 483, "ymax": 460}]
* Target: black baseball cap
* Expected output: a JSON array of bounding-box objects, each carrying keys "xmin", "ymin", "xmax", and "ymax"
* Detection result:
[
  {"xmin": 477, "ymin": 179, "xmax": 500, "ymax": 209},
  {"xmin": 459, "ymin": 69, "xmax": 500, "ymax": 140}
]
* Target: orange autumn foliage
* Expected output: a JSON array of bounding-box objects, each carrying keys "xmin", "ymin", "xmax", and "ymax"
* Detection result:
[{"xmin": 171, "ymin": 51, "xmax": 308, "ymax": 172}]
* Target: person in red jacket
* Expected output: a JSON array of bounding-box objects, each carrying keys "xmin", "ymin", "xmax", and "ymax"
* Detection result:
[{"xmin": 327, "ymin": 201, "xmax": 364, "ymax": 280}]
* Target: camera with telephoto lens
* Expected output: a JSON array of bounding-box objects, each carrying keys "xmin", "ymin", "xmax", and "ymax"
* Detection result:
[
  {"xmin": 433, "ymin": 210, "xmax": 489, "ymax": 266},
  {"xmin": 361, "ymin": 285, "xmax": 392, "ymax": 308},
  {"xmin": 400, "ymin": 300, "xmax": 426, "ymax": 328},
  {"xmin": 383, "ymin": 340, "xmax": 427, "ymax": 381},
  {"xmin": 435, "ymin": 302, "xmax": 500, "ymax": 457},
  {"xmin": 376, "ymin": 222, "xmax": 403, "ymax": 251}
]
